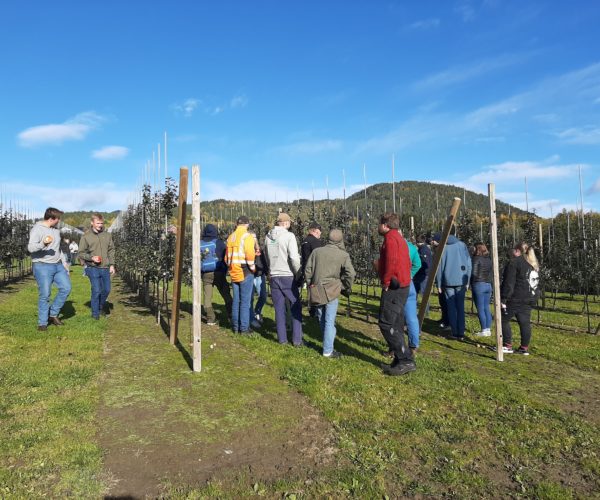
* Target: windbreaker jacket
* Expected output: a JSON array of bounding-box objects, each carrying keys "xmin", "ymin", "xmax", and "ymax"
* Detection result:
[
  {"xmin": 79, "ymin": 229, "xmax": 115, "ymax": 268},
  {"xmin": 435, "ymin": 235, "xmax": 472, "ymax": 288},
  {"xmin": 264, "ymin": 226, "xmax": 301, "ymax": 278},
  {"xmin": 225, "ymin": 226, "xmax": 256, "ymax": 283}
]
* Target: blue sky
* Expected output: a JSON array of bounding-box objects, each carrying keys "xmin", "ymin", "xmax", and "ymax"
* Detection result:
[{"xmin": 1, "ymin": 0, "xmax": 599, "ymax": 217}]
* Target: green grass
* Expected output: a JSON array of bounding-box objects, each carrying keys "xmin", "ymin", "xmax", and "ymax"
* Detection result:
[{"xmin": 0, "ymin": 273, "xmax": 106, "ymax": 498}]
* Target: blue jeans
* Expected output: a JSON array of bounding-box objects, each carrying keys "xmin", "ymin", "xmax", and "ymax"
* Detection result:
[
  {"xmin": 404, "ymin": 281, "xmax": 420, "ymax": 348},
  {"xmin": 232, "ymin": 273, "xmax": 254, "ymax": 332},
  {"xmin": 33, "ymin": 262, "xmax": 72, "ymax": 326},
  {"xmin": 315, "ymin": 298, "xmax": 339, "ymax": 355},
  {"xmin": 86, "ymin": 267, "xmax": 111, "ymax": 318},
  {"xmin": 413, "ymin": 276, "xmax": 430, "ymax": 317},
  {"xmin": 444, "ymin": 285, "xmax": 467, "ymax": 338},
  {"xmin": 253, "ymin": 275, "xmax": 267, "ymax": 316},
  {"xmin": 472, "ymin": 281, "xmax": 492, "ymax": 330}
]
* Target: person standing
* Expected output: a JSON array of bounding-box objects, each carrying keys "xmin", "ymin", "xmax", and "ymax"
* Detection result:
[
  {"xmin": 413, "ymin": 235, "xmax": 432, "ymax": 316},
  {"xmin": 78, "ymin": 213, "xmax": 115, "ymax": 319},
  {"xmin": 200, "ymin": 223, "xmax": 233, "ymax": 326},
  {"xmin": 225, "ymin": 216, "xmax": 256, "ymax": 334},
  {"xmin": 375, "ymin": 213, "xmax": 415, "ymax": 376},
  {"xmin": 264, "ymin": 213, "xmax": 303, "ymax": 346},
  {"xmin": 304, "ymin": 229, "xmax": 355, "ymax": 358},
  {"xmin": 500, "ymin": 242, "xmax": 540, "ymax": 355},
  {"xmin": 69, "ymin": 239, "xmax": 79, "ymax": 266},
  {"xmin": 434, "ymin": 231, "xmax": 472, "ymax": 340},
  {"xmin": 250, "ymin": 234, "xmax": 268, "ymax": 326},
  {"xmin": 300, "ymin": 221, "xmax": 325, "ymax": 317},
  {"xmin": 471, "ymin": 243, "xmax": 493, "ymax": 337},
  {"xmin": 28, "ymin": 207, "xmax": 72, "ymax": 331},
  {"xmin": 401, "ymin": 233, "xmax": 422, "ymax": 353}
]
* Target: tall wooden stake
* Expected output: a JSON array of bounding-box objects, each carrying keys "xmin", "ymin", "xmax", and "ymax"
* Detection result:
[
  {"xmin": 418, "ymin": 197, "xmax": 462, "ymax": 329},
  {"xmin": 489, "ymin": 184, "xmax": 503, "ymax": 361},
  {"xmin": 191, "ymin": 165, "xmax": 202, "ymax": 371},
  {"xmin": 170, "ymin": 167, "xmax": 189, "ymax": 345}
]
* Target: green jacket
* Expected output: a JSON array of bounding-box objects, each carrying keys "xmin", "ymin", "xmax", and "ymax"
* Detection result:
[
  {"xmin": 407, "ymin": 241, "xmax": 422, "ymax": 279},
  {"xmin": 304, "ymin": 240, "xmax": 356, "ymax": 293},
  {"xmin": 78, "ymin": 230, "xmax": 115, "ymax": 268}
]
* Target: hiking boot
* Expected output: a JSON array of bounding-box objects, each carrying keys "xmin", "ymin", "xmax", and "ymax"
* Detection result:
[
  {"xmin": 383, "ymin": 361, "xmax": 416, "ymax": 376},
  {"xmin": 48, "ymin": 316, "xmax": 64, "ymax": 326},
  {"xmin": 514, "ymin": 346, "xmax": 530, "ymax": 356},
  {"xmin": 37, "ymin": 325, "xmax": 48, "ymax": 332},
  {"xmin": 323, "ymin": 350, "xmax": 342, "ymax": 359}
]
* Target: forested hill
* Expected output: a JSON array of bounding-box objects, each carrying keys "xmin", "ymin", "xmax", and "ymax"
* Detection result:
[
  {"xmin": 61, "ymin": 210, "xmax": 120, "ymax": 230},
  {"xmin": 346, "ymin": 181, "xmax": 526, "ymax": 217}
]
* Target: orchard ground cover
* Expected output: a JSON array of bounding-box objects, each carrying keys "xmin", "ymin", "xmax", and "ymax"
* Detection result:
[{"xmin": 1, "ymin": 272, "xmax": 599, "ymax": 498}]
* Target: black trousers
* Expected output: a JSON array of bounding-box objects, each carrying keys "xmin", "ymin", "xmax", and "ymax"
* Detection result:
[
  {"xmin": 501, "ymin": 301, "xmax": 532, "ymax": 347},
  {"xmin": 378, "ymin": 286, "xmax": 413, "ymax": 363}
]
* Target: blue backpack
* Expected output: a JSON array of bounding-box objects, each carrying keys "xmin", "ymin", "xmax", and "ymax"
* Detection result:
[{"xmin": 201, "ymin": 239, "xmax": 218, "ymax": 272}]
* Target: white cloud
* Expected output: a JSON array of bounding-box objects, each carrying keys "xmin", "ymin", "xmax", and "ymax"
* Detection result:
[
  {"xmin": 406, "ymin": 18, "xmax": 440, "ymax": 30},
  {"xmin": 91, "ymin": 145, "xmax": 130, "ymax": 160},
  {"xmin": 272, "ymin": 139, "xmax": 343, "ymax": 156},
  {"xmin": 17, "ymin": 111, "xmax": 105, "ymax": 148},
  {"xmin": 455, "ymin": 1, "xmax": 476, "ymax": 22},
  {"xmin": 556, "ymin": 127, "xmax": 600, "ymax": 145},
  {"xmin": 468, "ymin": 160, "xmax": 580, "ymax": 184},
  {"xmin": 588, "ymin": 178, "xmax": 600, "ymax": 195},
  {"xmin": 171, "ymin": 98, "xmax": 201, "ymax": 117},
  {"xmin": 230, "ymin": 94, "xmax": 248, "ymax": 108},
  {"xmin": 202, "ymin": 179, "xmax": 364, "ymax": 203},
  {"xmin": 2, "ymin": 181, "xmax": 130, "ymax": 213}
]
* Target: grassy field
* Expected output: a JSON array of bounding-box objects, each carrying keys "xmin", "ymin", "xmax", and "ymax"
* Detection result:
[{"xmin": 1, "ymin": 273, "xmax": 599, "ymax": 498}]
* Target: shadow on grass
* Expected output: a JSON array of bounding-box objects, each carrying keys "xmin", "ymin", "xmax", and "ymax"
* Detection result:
[
  {"xmin": 117, "ymin": 283, "xmax": 194, "ymax": 370},
  {"xmin": 61, "ymin": 300, "xmax": 76, "ymax": 319}
]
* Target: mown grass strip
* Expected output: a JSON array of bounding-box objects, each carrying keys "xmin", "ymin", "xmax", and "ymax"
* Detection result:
[{"xmin": 0, "ymin": 273, "xmax": 105, "ymax": 498}]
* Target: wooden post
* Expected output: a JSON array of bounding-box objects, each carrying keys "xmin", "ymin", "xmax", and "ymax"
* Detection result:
[
  {"xmin": 489, "ymin": 184, "xmax": 503, "ymax": 361},
  {"xmin": 169, "ymin": 167, "xmax": 189, "ymax": 345},
  {"xmin": 191, "ymin": 166, "xmax": 202, "ymax": 371},
  {"xmin": 418, "ymin": 197, "xmax": 462, "ymax": 329}
]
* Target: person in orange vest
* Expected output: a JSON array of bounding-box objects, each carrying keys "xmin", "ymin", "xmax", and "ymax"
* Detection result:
[{"xmin": 225, "ymin": 215, "xmax": 256, "ymax": 334}]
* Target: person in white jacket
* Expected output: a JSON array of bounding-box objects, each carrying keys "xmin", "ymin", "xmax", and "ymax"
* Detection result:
[{"xmin": 264, "ymin": 213, "xmax": 303, "ymax": 346}]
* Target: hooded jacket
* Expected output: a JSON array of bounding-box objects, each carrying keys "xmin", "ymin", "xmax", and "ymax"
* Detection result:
[
  {"xmin": 264, "ymin": 226, "xmax": 301, "ymax": 278},
  {"xmin": 435, "ymin": 235, "xmax": 472, "ymax": 288},
  {"xmin": 304, "ymin": 239, "xmax": 356, "ymax": 294},
  {"xmin": 501, "ymin": 255, "xmax": 537, "ymax": 305},
  {"xmin": 201, "ymin": 224, "xmax": 227, "ymax": 273}
]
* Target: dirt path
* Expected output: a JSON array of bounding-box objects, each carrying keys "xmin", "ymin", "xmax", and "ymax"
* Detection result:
[{"xmin": 98, "ymin": 281, "xmax": 338, "ymax": 498}]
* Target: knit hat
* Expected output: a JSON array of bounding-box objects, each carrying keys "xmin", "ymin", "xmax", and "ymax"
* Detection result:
[
  {"xmin": 236, "ymin": 215, "xmax": 250, "ymax": 225},
  {"xmin": 277, "ymin": 213, "xmax": 291, "ymax": 223},
  {"xmin": 328, "ymin": 229, "xmax": 343, "ymax": 243},
  {"xmin": 432, "ymin": 232, "xmax": 441, "ymax": 243}
]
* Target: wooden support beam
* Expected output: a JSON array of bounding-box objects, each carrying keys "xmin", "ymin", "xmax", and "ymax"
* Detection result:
[
  {"xmin": 489, "ymin": 184, "xmax": 504, "ymax": 361},
  {"xmin": 191, "ymin": 165, "xmax": 202, "ymax": 371},
  {"xmin": 418, "ymin": 197, "xmax": 462, "ymax": 329},
  {"xmin": 170, "ymin": 167, "xmax": 189, "ymax": 345}
]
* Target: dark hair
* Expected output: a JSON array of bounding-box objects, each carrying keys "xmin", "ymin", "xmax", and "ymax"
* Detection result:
[
  {"xmin": 416, "ymin": 234, "xmax": 427, "ymax": 244},
  {"xmin": 474, "ymin": 243, "xmax": 489, "ymax": 256},
  {"xmin": 308, "ymin": 221, "xmax": 322, "ymax": 231},
  {"xmin": 44, "ymin": 207, "xmax": 63, "ymax": 220},
  {"xmin": 236, "ymin": 215, "xmax": 250, "ymax": 225},
  {"xmin": 379, "ymin": 212, "xmax": 400, "ymax": 229}
]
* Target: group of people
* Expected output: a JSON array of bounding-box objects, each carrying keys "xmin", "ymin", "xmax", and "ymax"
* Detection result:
[
  {"xmin": 202, "ymin": 210, "xmax": 540, "ymax": 373},
  {"xmin": 28, "ymin": 208, "xmax": 116, "ymax": 330},
  {"xmin": 31, "ymin": 205, "xmax": 539, "ymax": 371}
]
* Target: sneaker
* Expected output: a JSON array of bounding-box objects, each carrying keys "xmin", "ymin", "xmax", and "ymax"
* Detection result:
[
  {"xmin": 254, "ymin": 313, "xmax": 263, "ymax": 322},
  {"xmin": 206, "ymin": 321, "xmax": 217, "ymax": 326},
  {"xmin": 474, "ymin": 330, "xmax": 491, "ymax": 337},
  {"xmin": 383, "ymin": 361, "xmax": 416, "ymax": 376},
  {"xmin": 323, "ymin": 350, "xmax": 342, "ymax": 359},
  {"xmin": 502, "ymin": 344, "xmax": 513, "ymax": 353},
  {"xmin": 439, "ymin": 323, "xmax": 451, "ymax": 331},
  {"xmin": 449, "ymin": 335, "xmax": 465, "ymax": 341},
  {"xmin": 514, "ymin": 346, "xmax": 530, "ymax": 355}
]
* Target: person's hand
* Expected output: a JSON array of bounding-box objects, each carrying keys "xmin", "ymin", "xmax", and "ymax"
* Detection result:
[
  {"xmin": 109, "ymin": 265, "xmax": 116, "ymax": 275},
  {"xmin": 43, "ymin": 235, "xmax": 53, "ymax": 245},
  {"xmin": 341, "ymin": 289, "xmax": 351, "ymax": 298},
  {"xmin": 92, "ymin": 256, "xmax": 102, "ymax": 264}
]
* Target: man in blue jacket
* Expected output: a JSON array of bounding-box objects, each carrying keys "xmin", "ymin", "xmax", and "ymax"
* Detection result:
[
  {"xmin": 201, "ymin": 223, "xmax": 233, "ymax": 325},
  {"xmin": 434, "ymin": 231, "xmax": 472, "ymax": 340}
]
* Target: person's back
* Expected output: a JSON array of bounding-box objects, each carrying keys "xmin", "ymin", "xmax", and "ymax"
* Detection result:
[
  {"xmin": 264, "ymin": 225, "xmax": 300, "ymax": 278},
  {"xmin": 436, "ymin": 235, "xmax": 472, "ymax": 287},
  {"xmin": 201, "ymin": 223, "xmax": 232, "ymax": 325}
]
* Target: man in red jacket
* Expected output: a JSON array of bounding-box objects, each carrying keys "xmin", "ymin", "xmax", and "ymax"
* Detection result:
[{"xmin": 375, "ymin": 213, "xmax": 416, "ymax": 376}]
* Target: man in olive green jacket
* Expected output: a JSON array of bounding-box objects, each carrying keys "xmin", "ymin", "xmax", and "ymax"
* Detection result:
[
  {"xmin": 304, "ymin": 229, "xmax": 355, "ymax": 358},
  {"xmin": 78, "ymin": 213, "xmax": 115, "ymax": 319}
]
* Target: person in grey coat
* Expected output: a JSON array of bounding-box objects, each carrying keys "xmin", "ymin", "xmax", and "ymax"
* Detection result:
[{"xmin": 304, "ymin": 229, "xmax": 356, "ymax": 358}]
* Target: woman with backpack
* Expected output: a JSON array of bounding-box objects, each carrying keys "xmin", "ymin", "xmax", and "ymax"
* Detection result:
[
  {"xmin": 471, "ymin": 243, "xmax": 493, "ymax": 337},
  {"xmin": 499, "ymin": 241, "xmax": 540, "ymax": 355}
]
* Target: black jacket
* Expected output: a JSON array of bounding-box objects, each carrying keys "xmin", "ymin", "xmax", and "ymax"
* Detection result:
[
  {"xmin": 301, "ymin": 234, "xmax": 325, "ymax": 271},
  {"xmin": 500, "ymin": 255, "xmax": 536, "ymax": 305},
  {"xmin": 471, "ymin": 255, "xmax": 492, "ymax": 284}
]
